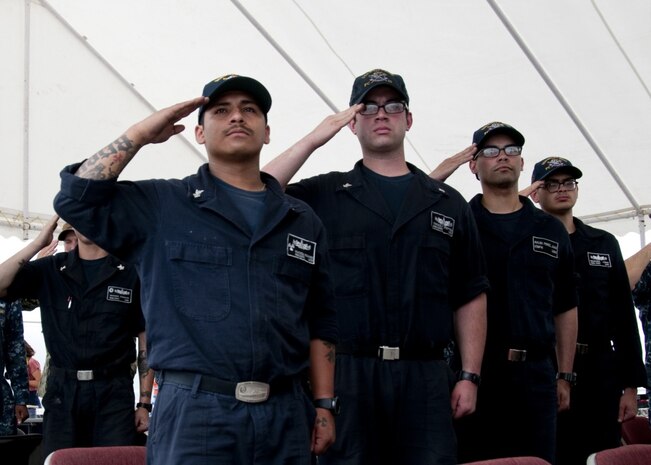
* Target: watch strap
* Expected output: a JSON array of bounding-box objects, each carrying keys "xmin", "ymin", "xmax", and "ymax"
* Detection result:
[
  {"xmin": 136, "ymin": 402, "xmax": 153, "ymax": 412},
  {"xmin": 313, "ymin": 397, "xmax": 340, "ymax": 415},
  {"xmin": 556, "ymin": 372, "xmax": 576, "ymax": 384},
  {"xmin": 458, "ymin": 370, "xmax": 481, "ymax": 386}
]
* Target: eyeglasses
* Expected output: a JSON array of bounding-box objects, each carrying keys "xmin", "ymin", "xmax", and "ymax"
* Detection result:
[
  {"xmin": 476, "ymin": 145, "xmax": 523, "ymax": 159},
  {"xmin": 360, "ymin": 101, "xmax": 408, "ymax": 116},
  {"xmin": 542, "ymin": 180, "xmax": 578, "ymax": 193}
]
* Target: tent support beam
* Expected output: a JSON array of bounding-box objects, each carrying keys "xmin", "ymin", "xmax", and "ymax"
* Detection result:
[
  {"xmin": 22, "ymin": 0, "xmax": 31, "ymax": 241},
  {"xmin": 36, "ymin": 0, "xmax": 206, "ymax": 164},
  {"xmin": 486, "ymin": 0, "xmax": 642, "ymax": 213}
]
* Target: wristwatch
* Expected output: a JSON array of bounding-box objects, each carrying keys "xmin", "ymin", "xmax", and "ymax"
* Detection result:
[
  {"xmin": 136, "ymin": 402, "xmax": 153, "ymax": 413},
  {"xmin": 313, "ymin": 397, "xmax": 341, "ymax": 415},
  {"xmin": 458, "ymin": 370, "xmax": 481, "ymax": 386},
  {"xmin": 556, "ymin": 372, "xmax": 577, "ymax": 385}
]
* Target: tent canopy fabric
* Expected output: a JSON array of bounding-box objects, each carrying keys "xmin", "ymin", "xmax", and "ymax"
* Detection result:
[{"xmin": 2, "ymin": 0, "xmax": 650, "ymax": 240}]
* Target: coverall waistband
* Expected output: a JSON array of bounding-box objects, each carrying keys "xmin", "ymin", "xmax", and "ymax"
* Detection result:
[
  {"xmin": 159, "ymin": 370, "xmax": 297, "ymax": 402},
  {"xmin": 336, "ymin": 344, "xmax": 446, "ymax": 361},
  {"xmin": 50, "ymin": 364, "xmax": 132, "ymax": 381}
]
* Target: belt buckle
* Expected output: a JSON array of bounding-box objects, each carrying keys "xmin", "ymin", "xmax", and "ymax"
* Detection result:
[
  {"xmin": 378, "ymin": 346, "xmax": 400, "ymax": 361},
  {"xmin": 507, "ymin": 349, "xmax": 527, "ymax": 362},
  {"xmin": 77, "ymin": 370, "xmax": 94, "ymax": 381},
  {"xmin": 576, "ymin": 343, "xmax": 589, "ymax": 355},
  {"xmin": 235, "ymin": 381, "xmax": 270, "ymax": 403}
]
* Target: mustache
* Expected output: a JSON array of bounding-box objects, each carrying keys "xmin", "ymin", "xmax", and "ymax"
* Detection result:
[{"xmin": 225, "ymin": 124, "xmax": 252, "ymax": 136}]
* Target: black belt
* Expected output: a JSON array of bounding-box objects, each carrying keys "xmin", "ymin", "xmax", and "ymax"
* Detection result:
[
  {"xmin": 160, "ymin": 370, "xmax": 296, "ymax": 403},
  {"xmin": 336, "ymin": 344, "xmax": 446, "ymax": 361},
  {"xmin": 491, "ymin": 347, "xmax": 552, "ymax": 362},
  {"xmin": 50, "ymin": 364, "xmax": 131, "ymax": 381},
  {"xmin": 508, "ymin": 347, "xmax": 552, "ymax": 362}
]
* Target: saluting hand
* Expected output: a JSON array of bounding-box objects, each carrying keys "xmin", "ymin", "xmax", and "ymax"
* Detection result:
[
  {"xmin": 305, "ymin": 104, "xmax": 364, "ymax": 152},
  {"xmin": 34, "ymin": 215, "xmax": 60, "ymax": 252},
  {"xmin": 127, "ymin": 97, "xmax": 208, "ymax": 147},
  {"xmin": 37, "ymin": 238, "xmax": 59, "ymax": 258},
  {"xmin": 430, "ymin": 144, "xmax": 477, "ymax": 182}
]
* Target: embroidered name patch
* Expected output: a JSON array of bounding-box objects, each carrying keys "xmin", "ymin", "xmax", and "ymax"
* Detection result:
[
  {"xmin": 431, "ymin": 212, "xmax": 455, "ymax": 237},
  {"xmin": 287, "ymin": 234, "xmax": 316, "ymax": 265},
  {"xmin": 532, "ymin": 236, "xmax": 559, "ymax": 258},
  {"xmin": 106, "ymin": 286, "xmax": 133, "ymax": 303},
  {"xmin": 587, "ymin": 252, "xmax": 612, "ymax": 268}
]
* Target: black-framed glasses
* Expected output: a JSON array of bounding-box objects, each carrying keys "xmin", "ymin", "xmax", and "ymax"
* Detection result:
[
  {"xmin": 476, "ymin": 145, "xmax": 523, "ymax": 159},
  {"xmin": 542, "ymin": 180, "xmax": 578, "ymax": 193},
  {"xmin": 360, "ymin": 101, "xmax": 408, "ymax": 116}
]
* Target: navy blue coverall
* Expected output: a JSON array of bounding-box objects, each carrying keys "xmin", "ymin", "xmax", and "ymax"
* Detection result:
[
  {"xmin": 556, "ymin": 218, "xmax": 646, "ymax": 465},
  {"xmin": 456, "ymin": 195, "xmax": 578, "ymax": 464},
  {"xmin": 54, "ymin": 163, "xmax": 338, "ymax": 465},
  {"xmin": 6, "ymin": 250, "xmax": 144, "ymax": 458},
  {"xmin": 286, "ymin": 160, "xmax": 489, "ymax": 465}
]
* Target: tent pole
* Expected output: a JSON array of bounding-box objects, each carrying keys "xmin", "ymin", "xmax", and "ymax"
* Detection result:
[
  {"xmin": 38, "ymin": 0, "xmax": 206, "ymax": 164},
  {"xmin": 486, "ymin": 0, "xmax": 641, "ymax": 214},
  {"xmin": 230, "ymin": 0, "xmax": 339, "ymax": 113},
  {"xmin": 22, "ymin": 0, "xmax": 32, "ymax": 241}
]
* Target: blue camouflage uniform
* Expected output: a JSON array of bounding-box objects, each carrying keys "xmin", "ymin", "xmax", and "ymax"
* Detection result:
[
  {"xmin": 0, "ymin": 298, "xmax": 28, "ymax": 436},
  {"xmin": 54, "ymin": 162, "xmax": 337, "ymax": 465},
  {"xmin": 632, "ymin": 261, "xmax": 651, "ymax": 420}
]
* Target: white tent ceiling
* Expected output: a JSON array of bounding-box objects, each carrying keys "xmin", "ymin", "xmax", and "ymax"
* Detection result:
[{"xmin": 2, "ymin": 0, "xmax": 651, "ymax": 241}]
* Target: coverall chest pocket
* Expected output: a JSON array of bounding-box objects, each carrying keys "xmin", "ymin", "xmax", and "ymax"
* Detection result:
[
  {"xmin": 167, "ymin": 241, "xmax": 232, "ymax": 322},
  {"xmin": 328, "ymin": 234, "xmax": 367, "ymax": 297},
  {"xmin": 273, "ymin": 257, "xmax": 313, "ymax": 321},
  {"xmin": 417, "ymin": 233, "xmax": 451, "ymax": 286}
]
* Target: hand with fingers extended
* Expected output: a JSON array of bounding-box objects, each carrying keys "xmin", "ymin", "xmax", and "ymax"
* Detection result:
[
  {"xmin": 36, "ymin": 215, "xmax": 61, "ymax": 252},
  {"xmin": 305, "ymin": 104, "xmax": 364, "ymax": 152},
  {"xmin": 37, "ymin": 238, "xmax": 59, "ymax": 258},
  {"xmin": 519, "ymin": 180, "xmax": 544, "ymax": 198},
  {"xmin": 430, "ymin": 145, "xmax": 477, "ymax": 182},
  {"xmin": 127, "ymin": 96, "xmax": 208, "ymax": 147}
]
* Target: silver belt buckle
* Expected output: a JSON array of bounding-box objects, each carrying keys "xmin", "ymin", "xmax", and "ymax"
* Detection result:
[
  {"xmin": 576, "ymin": 343, "xmax": 589, "ymax": 355},
  {"xmin": 378, "ymin": 346, "xmax": 400, "ymax": 361},
  {"xmin": 507, "ymin": 349, "xmax": 527, "ymax": 362},
  {"xmin": 235, "ymin": 381, "xmax": 270, "ymax": 403},
  {"xmin": 77, "ymin": 370, "xmax": 94, "ymax": 381}
]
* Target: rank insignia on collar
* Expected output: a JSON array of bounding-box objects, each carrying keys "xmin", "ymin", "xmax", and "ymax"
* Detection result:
[
  {"xmin": 192, "ymin": 189, "xmax": 204, "ymax": 198},
  {"xmin": 342, "ymin": 183, "xmax": 352, "ymax": 188},
  {"xmin": 60, "ymin": 265, "xmax": 66, "ymax": 271},
  {"xmin": 117, "ymin": 264, "xmax": 125, "ymax": 271}
]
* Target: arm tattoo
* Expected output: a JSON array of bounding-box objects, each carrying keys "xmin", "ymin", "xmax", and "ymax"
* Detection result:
[
  {"xmin": 77, "ymin": 135, "xmax": 136, "ymax": 180},
  {"xmin": 323, "ymin": 341, "xmax": 335, "ymax": 364},
  {"xmin": 138, "ymin": 347, "xmax": 152, "ymax": 399},
  {"xmin": 316, "ymin": 416, "xmax": 329, "ymax": 428},
  {"xmin": 137, "ymin": 349, "xmax": 150, "ymax": 378}
]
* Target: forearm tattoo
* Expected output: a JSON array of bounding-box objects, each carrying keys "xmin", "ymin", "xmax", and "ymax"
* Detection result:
[
  {"xmin": 138, "ymin": 348, "xmax": 152, "ymax": 399},
  {"xmin": 316, "ymin": 416, "xmax": 329, "ymax": 428},
  {"xmin": 77, "ymin": 135, "xmax": 136, "ymax": 180},
  {"xmin": 323, "ymin": 341, "xmax": 335, "ymax": 364}
]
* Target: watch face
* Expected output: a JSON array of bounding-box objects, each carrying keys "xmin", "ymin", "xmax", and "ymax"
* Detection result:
[
  {"xmin": 331, "ymin": 397, "xmax": 341, "ymax": 415},
  {"xmin": 315, "ymin": 397, "xmax": 341, "ymax": 415}
]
